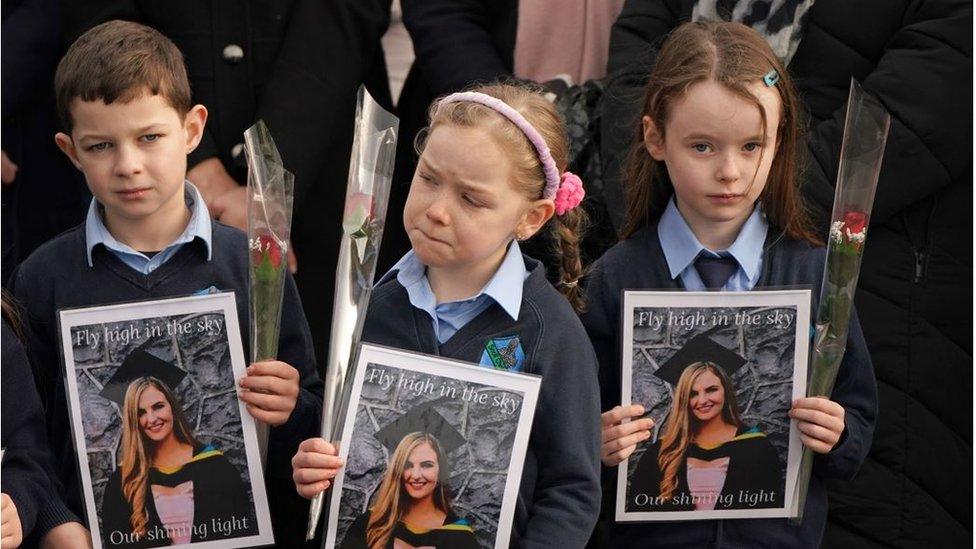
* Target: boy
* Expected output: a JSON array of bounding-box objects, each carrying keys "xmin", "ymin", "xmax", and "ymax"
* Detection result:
[{"xmin": 8, "ymin": 20, "xmax": 322, "ymax": 544}]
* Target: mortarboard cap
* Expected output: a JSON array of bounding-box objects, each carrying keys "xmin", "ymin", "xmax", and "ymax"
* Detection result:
[
  {"xmin": 99, "ymin": 349, "xmax": 187, "ymax": 408},
  {"xmin": 373, "ymin": 399, "xmax": 466, "ymax": 455},
  {"xmin": 653, "ymin": 334, "xmax": 747, "ymax": 386}
]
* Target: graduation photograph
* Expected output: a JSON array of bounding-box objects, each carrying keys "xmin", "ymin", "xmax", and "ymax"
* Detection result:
[
  {"xmin": 616, "ymin": 290, "xmax": 811, "ymax": 522},
  {"xmin": 57, "ymin": 293, "xmax": 274, "ymax": 549},
  {"xmin": 324, "ymin": 345, "xmax": 540, "ymax": 549}
]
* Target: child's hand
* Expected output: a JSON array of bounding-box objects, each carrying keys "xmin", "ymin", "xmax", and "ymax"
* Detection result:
[
  {"xmin": 238, "ymin": 360, "xmax": 300, "ymax": 426},
  {"xmin": 789, "ymin": 397, "xmax": 846, "ymax": 454},
  {"xmin": 601, "ymin": 404, "xmax": 654, "ymax": 467},
  {"xmin": 1, "ymin": 493, "xmax": 23, "ymax": 549},
  {"xmin": 292, "ymin": 438, "xmax": 344, "ymax": 499}
]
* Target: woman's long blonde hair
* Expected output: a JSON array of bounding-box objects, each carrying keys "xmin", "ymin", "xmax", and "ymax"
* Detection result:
[
  {"xmin": 656, "ymin": 362, "xmax": 742, "ymax": 501},
  {"xmin": 119, "ymin": 377, "xmax": 198, "ymax": 538},
  {"xmin": 366, "ymin": 432, "xmax": 453, "ymax": 549}
]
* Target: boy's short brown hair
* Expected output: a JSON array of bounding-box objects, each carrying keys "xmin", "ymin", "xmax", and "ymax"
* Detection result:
[{"xmin": 55, "ymin": 20, "xmax": 191, "ymax": 133}]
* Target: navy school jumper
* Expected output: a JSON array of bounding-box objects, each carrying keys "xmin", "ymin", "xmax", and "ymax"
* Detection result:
[
  {"xmin": 7, "ymin": 222, "xmax": 323, "ymax": 521},
  {"xmin": 362, "ymin": 254, "xmax": 602, "ymax": 549},
  {"xmin": 581, "ymin": 223, "xmax": 877, "ymax": 549}
]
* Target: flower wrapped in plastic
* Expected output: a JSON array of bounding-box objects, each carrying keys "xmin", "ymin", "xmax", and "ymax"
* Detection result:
[
  {"xmin": 793, "ymin": 80, "xmax": 890, "ymax": 520},
  {"xmin": 244, "ymin": 120, "xmax": 294, "ymax": 464},
  {"xmin": 307, "ymin": 86, "xmax": 399, "ymax": 540}
]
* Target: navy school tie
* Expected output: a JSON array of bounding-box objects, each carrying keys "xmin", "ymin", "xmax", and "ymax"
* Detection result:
[{"xmin": 694, "ymin": 254, "xmax": 738, "ymax": 290}]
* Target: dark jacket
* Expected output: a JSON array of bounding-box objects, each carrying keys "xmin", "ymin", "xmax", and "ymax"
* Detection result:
[
  {"xmin": 1, "ymin": 0, "xmax": 89, "ymax": 282},
  {"xmin": 7, "ymin": 221, "xmax": 322, "ymax": 526},
  {"xmin": 600, "ymin": 1, "xmax": 972, "ymax": 545},
  {"xmin": 581, "ymin": 224, "xmax": 877, "ymax": 548},
  {"xmin": 361, "ymin": 255, "xmax": 603, "ymax": 549}
]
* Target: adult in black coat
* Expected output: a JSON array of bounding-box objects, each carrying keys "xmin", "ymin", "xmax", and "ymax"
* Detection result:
[
  {"xmin": 1, "ymin": 0, "xmax": 89, "ymax": 284},
  {"xmin": 61, "ymin": 3, "xmax": 393, "ymax": 546},
  {"xmin": 599, "ymin": 1, "xmax": 972, "ymax": 546}
]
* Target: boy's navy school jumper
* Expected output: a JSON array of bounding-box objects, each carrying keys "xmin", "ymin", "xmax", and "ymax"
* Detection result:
[
  {"xmin": 581, "ymin": 223, "xmax": 878, "ymax": 549},
  {"xmin": 362, "ymin": 254, "xmax": 603, "ymax": 549},
  {"xmin": 7, "ymin": 220, "xmax": 323, "ymax": 521},
  {"xmin": 2, "ymin": 319, "xmax": 81, "ymax": 543}
]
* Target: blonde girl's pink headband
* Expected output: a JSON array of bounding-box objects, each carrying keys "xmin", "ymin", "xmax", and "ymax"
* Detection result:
[{"xmin": 439, "ymin": 91, "xmax": 585, "ymax": 216}]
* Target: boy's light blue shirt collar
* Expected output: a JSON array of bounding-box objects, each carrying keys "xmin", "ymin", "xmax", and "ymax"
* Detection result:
[
  {"xmin": 657, "ymin": 198, "xmax": 767, "ymax": 285},
  {"xmin": 388, "ymin": 239, "xmax": 527, "ymax": 323},
  {"xmin": 85, "ymin": 181, "xmax": 213, "ymax": 267}
]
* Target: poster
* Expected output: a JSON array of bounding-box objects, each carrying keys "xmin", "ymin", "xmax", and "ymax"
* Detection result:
[
  {"xmin": 325, "ymin": 344, "xmax": 541, "ymax": 549},
  {"xmin": 58, "ymin": 293, "xmax": 274, "ymax": 548},
  {"xmin": 616, "ymin": 290, "xmax": 810, "ymax": 521}
]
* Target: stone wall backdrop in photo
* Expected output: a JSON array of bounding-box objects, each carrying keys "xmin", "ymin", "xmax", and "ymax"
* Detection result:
[
  {"xmin": 337, "ymin": 363, "xmax": 525, "ymax": 549},
  {"xmin": 625, "ymin": 306, "xmax": 799, "ymax": 494},
  {"xmin": 70, "ymin": 311, "xmax": 255, "ymax": 535}
]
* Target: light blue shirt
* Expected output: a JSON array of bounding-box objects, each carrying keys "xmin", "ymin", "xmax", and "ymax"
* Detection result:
[
  {"xmin": 657, "ymin": 198, "xmax": 767, "ymax": 291},
  {"xmin": 85, "ymin": 181, "xmax": 213, "ymax": 274},
  {"xmin": 385, "ymin": 240, "xmax": 528, "ymax": 344}
]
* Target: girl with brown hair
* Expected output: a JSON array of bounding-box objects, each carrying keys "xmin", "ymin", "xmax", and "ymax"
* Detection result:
[{"xmin": 582, "ymin": 20, "xmax": 876, "ymax": 547}]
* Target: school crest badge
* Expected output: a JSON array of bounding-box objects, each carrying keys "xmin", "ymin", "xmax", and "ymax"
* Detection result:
[{"xmin": 480, "ymin": 335, "xmax": 525, "ymax": 371}]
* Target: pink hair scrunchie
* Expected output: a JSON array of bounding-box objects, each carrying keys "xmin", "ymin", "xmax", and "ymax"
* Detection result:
[{"xmin": 554, "ymin": 171, "xmax": 585, "ymax": 216}]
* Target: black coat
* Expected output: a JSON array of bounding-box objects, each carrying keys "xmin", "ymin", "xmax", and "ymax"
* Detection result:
[
  {"xmin": 600, "ymin": 1, "xmax": 972, "ymax": 546},
  {"xmin": 1, "ymin": 0, "xmax": 89, "ymax": 283}
]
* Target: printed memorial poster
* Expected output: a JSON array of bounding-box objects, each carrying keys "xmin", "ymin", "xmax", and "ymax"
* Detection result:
[
  {"xmin": 616, "ymin": 290, "xmax": 811, "ymax": 521},
  {"xmin": 58, "ymin": 293, "xmax": 274, "ymax": 548},
  {"xmin": 325, "ymin": 344, "xmax": 541, "ymax": 549}
]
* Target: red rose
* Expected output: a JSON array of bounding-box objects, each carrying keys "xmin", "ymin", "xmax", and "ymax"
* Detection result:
[
  {"xmin": 262, "ymin": 235, "xmax": 282, "ymax": 268},
  {"xmin": 252, "ymin": 234, "xmax": 282, "ymax": 268},
  {"xmin": 843, "ymin": 211, "xmax": 867, "ymax": 234}
]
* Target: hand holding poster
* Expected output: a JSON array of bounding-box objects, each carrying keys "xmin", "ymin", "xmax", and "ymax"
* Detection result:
[
  {"xmin": 58, "ymin": 293, "xmax": 274, "ymax": 548},
  {"xmin": 325, "ymin": 344, "xmax": 540, "ymax": 549},
  {"xmin": 616, "ymin": 290, "xmax": 810, "ymax": 521}
]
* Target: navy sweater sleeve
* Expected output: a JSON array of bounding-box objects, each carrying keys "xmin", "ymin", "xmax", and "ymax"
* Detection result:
[
  {"xmin": 518, "ymin": 308, "xmax": 602, "ymax": 548},
  {"xmin": 579, "ymin": 260, "xmax": 622, "ymax": 413},
  {"xmin": 813, "ymin": 308, "xmax": 878, "ymax": 480},
  {"xmin": 1, "ymin": 320, "xmax": 79, "ymax": 540}
]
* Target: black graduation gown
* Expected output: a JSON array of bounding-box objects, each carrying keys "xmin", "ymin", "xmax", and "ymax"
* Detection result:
[
  {"xmin": 99, "ymin": 445, "xmax": 257, "ymax": 548},
  {"xmin": 628, "ymin": 426, "xmax": 784, "ymax": 512},
  {"xmin": 339, "ymin": 510, "xmax": 480, "ymax": 549}
]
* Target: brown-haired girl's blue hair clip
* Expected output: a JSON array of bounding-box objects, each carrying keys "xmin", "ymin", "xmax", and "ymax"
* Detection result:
[{"xmin": 763, "ymin": 69, "xmax": 780, "ymax": 87}]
